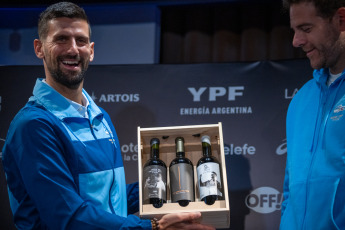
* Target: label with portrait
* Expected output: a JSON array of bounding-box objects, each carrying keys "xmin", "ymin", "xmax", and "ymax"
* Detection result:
[
  {"xmin": 197, "ymin": 162, "xmax": 222, "ymax": 199},
  {"xmin": 143, "ymin": 165, "xmax": 167, "ymax": 201}
]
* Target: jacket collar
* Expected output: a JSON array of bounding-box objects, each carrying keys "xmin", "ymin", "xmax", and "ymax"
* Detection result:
[
  {"xmin": 29, "ymin": 78, "xmax": 103, "ymax": 121},
  {"xmin": 313, "ymin": 68, "xmax": 345, "ymax": 86}
]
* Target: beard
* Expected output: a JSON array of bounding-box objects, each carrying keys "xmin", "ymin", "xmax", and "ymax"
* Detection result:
[
  {"xmin": 47, "ymin": 55, "xmax": 89, "ymax": 90},
  {"xmin": 309, "ymin": 43, "xmax": 340, "ymax": 70},
  {"xmin": 309, "ymin": 27, "xmax": 342, "ymax": 70}
]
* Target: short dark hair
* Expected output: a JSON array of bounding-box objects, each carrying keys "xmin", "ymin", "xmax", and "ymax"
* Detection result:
[
  {"xmin": 282, "ymin": 0, "xmax": 345, "ymax": 19},
  {"xmin": 38, "ymin": 2, "xmax": 91, "ymax": 40}
]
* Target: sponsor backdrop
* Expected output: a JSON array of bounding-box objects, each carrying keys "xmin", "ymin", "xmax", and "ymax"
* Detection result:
[{"xmin": 0, "ymin": 60, "xmax": 312, "ymax": 230}]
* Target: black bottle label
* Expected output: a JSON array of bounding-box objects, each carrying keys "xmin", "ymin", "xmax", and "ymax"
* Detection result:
[
  {"xmin": 170, "ymin": 163, "xmax": 194, "ymax": 202},
  {"xmin": 197, "ymin": 162, "xmax": 222, "ymax": 200},
  {"xmin": 143, "ymin": 165, "xmax": 167, "ymax": 201}
]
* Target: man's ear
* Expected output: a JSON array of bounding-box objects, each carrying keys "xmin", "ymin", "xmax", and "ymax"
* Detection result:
[
  {"xmin": 336, "ymin": 7, "xmax": 345, "ymax": 31},
  {"xmin": 89, "ymin": 42, "xmax": 95, "ymax": 62},
  {"xmin": 34, "ymin": 39, "xmax": 44, "ymax": 59}
]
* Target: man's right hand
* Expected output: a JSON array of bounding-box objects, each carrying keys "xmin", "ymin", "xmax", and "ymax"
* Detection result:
[{"xmin": 157, "ymin": 212, "xmax": 216, "ymax": 230}]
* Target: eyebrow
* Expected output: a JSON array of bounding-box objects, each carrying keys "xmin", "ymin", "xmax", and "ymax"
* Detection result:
[
  {"xmin": 291, "ymin": 22, "xmax": 313, "ymax": 30},
  {"xmin": 53, "ymin": 32, "xmax": 89, "ymax": 40}
]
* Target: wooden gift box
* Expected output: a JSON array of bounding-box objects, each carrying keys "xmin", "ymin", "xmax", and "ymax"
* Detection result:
[{"xmin": 137, "ymin": 122, "xmax": 230, "ymax": 229}]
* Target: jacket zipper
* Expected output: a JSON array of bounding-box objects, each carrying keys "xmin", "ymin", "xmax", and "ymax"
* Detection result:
[
  {"xmin": 302, "ymin": 88, "xmax": 329, "ymax": 229},
  {"xmin": 88, "ymin": 118, "xmax": 116, "ymax": 214}
]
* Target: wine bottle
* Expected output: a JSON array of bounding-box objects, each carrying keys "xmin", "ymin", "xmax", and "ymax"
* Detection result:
[
  {"xmin": 197, "ymin": 135, "xmax": 223, "ymax": 205},
  {"xmin": 143, "ymin": 138, "xmax": 167, "ymax": 208},
  {"xmin": 169, "ymin": 137, "xmax": 194, "ymax": 207}
]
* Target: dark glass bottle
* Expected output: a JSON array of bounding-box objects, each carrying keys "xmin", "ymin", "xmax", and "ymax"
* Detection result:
[
  {"xmin": 197, "ymin": 135, "xmax": 222, "ymax": 205},
  {"xmin": 143, "ymin": 138, "xmax": 167, "ymax": 208},
  {"xmin": 169, "ymin": 137, "xmax": 195, "ymax": 207}
]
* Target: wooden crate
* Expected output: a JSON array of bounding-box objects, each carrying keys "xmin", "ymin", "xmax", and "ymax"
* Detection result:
[{"xmin": 137, "ymin": 122, "xmax": 230, "ymax": 229}]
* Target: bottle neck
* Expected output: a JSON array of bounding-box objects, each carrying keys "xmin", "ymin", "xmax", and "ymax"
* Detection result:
[
  {"xmin": 176, "ymin": 151, "xmax": 185, "ymax": 158},
  {"xmin": 202, "ymin": 142, "xmax": 212, "ymax": 156},
  {"xmin": 150, "ymin": 144, "xmax": 160, "ymax": 159}
]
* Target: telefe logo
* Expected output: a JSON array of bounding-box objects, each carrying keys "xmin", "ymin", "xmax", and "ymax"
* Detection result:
[{"xmin": 224, "ymin": 144, "xmax": 256, "ymax": 155}]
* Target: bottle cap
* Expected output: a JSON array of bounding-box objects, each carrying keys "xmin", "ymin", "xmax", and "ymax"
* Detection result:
[
  {"xmin": 175, "ymin": 137, "xmax": 185, "ymax": 153},
  {"xmin": 175, "ymin": 137, "xmax": 184, "ymax": 144},
  {"xmin": 150, "ymin": 138, "xmax": 160, "ymax": 146},
  {"xmin": 201, "ymin": 135, "xmax": 211, "ymax": 145}
]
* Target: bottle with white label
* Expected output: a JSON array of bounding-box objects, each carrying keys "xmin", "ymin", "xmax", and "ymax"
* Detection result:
[
  {"xmin": 169, "ymin": 137, "xmax": 194, "ymax": 207},
  {"xmin": 197, "ymin": 135, "xmax": 223, "ymax": 205},
  {"xmin": 143, "ymin": 138, "xmax": 167, "ymax": 208}
]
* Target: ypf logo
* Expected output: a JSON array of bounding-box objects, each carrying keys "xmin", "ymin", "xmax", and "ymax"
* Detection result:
[
  {"xmin": 188, "ymin": 86, "xmax": 244, "ymax": 102},
  {"xmin": 245, "ymin": 187, "xmax": 282, "ymax": 214}
]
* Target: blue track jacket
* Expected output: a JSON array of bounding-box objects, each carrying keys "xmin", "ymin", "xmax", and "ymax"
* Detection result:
[
  {"xmin": 280, "ymin": 69, "xmax": 345, "ymax": 229},
  {"xmin": 2, "ymin": 79, "xmax": 151, "ymax": 230}
]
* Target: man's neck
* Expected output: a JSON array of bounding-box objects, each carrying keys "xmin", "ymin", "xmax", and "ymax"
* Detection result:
[{"xmin": 45, "ymin": 78, "xmax": 84, "ymax": 105}]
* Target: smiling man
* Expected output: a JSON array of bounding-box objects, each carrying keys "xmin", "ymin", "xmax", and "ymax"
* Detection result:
[
  {"xmin": 2, "ymin": 2, "xmax": 215, "ymax": 230},
  {"xmin": 34, "ymin": 11, "xmax": 94, "ymax": 102},
  {"xmin": 280, "ymin": 0, "xmax": 345, "ymax": 229}
]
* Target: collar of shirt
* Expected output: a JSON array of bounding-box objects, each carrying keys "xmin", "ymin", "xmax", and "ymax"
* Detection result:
[
  {"xmin": 42, "ymin": 79, "xmax": 90, "ymax": 118},
  {"xmin": 328, "ymin": 69, "xmax": 342, "ymax": 87},
  {"xmin": 65, "ymin": 93, "xmax": 89, "ymax": 118}
]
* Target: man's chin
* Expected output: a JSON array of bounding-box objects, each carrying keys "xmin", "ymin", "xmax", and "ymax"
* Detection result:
[
  {"xmin": 308, "ymin": 59, "xmax": 323, "ymax": 70},
  {"xmin": 53, "ymin": 74, "xmax": 84, "ymax": 89},
  {"xmin": 65, "ymin": 83, "xmax": 82, "ymax": 90}
]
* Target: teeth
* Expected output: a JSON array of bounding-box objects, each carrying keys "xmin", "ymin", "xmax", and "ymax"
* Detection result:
[{"xmin": 62, "ymin": 61, "xmax": 78, "ymax": 65}]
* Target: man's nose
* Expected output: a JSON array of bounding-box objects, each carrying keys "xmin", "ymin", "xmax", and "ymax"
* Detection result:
[
  {"xmin": 292, "ymin": 32, "xmax": 306, "ymax": 48},
  {"xmin": 66, "ymin": 39, "xmax": 79, "ymax": 55}
]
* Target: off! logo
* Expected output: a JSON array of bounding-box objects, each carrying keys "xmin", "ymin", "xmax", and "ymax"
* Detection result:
[{"xmin": 245, "ymin": 187, "xmax": 282, "ymax": 214}]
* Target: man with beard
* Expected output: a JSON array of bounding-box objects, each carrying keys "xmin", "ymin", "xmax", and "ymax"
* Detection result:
[
  {"xmin": 1, "ymin": 2, "xmax": 215, "ymax": 230},
  {"xmin": 280, "ymin": 0, "xmax": 345, "ymax": 229}
]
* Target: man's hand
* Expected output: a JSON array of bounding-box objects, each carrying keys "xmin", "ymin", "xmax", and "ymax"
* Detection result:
[{"xmin": 158, "ymin": 212, "xmax": 215, "ymax": 230}]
